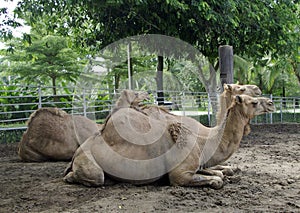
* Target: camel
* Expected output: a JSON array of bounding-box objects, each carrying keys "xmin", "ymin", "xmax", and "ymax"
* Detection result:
[
  {"xmin": 63, "ymin": 94, "xmax": 275, "ymax": 188},
  {"xmin": 18, "ymin": 107, "xmax": 100, "ymax": 162},
  {"xmin": 18, "ymin": 90, "xmax": 150, "ymax": 162},
  {"xmin": 131, "ymin": 83, "xmax": 263, "ymax": 176}
]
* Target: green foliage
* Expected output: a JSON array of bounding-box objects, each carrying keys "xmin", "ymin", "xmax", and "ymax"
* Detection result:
[
  {"xmin": 0, "ymin": 35, "xmax": 85, "ymax": 94},
  {"xmin": 0, "ymin": 0, "xmax": 299, "ymax": 96},
  {"xmin": 14, "ymin": 0, "xmax": 299, "ymax": 62},
  {"xmin": 0, "ymin": 128, "xmax": 25, "ymax": 144},
  {"xmin": 0, "ymin": 84, "xmax": 38, "ymax": 122},
  {"xmin": 0, "ymin": 4, "xmax": 22, "ymax": 41},
  {"xmin": 234, "ymin": 54, "xmax": 300, "ymax": 96}
]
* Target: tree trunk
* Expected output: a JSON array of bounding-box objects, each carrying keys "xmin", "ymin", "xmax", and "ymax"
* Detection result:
[
  {"xmin": 156, "ymin": 55, "xmax": 164, "ymax": 105},
  {"xmin": 292, "ymin": 62, "xmax": 300, "ymax": 85},
  {"xmin": 196, "ymin": 63, "xmax": 218, "ymax": 126},
  {"xmin": 196, "ymin": 46, "xmax": 234, "ymax": 126},
  {"xmin": 51, "ymin": 77, "xmax": 59, "ymax": 102},
  {"xmin": 114, "ymin": 73, "xmax": 120, "ymax": 91},
  {"xmin": 127, "ymin": 42, "xmax": 134, "ymax": 90}
]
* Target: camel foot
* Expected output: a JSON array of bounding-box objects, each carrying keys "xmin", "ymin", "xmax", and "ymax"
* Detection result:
[
  {"xmin": 63, "ymin": 171, "xmax": 74, "ymax": 183},
  {"xmin": 208, "ymin": 176, "xmax": 223, "ymax": 189}
]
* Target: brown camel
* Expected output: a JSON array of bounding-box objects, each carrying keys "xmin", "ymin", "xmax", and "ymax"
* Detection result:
[
  {"xmin": 18, "ymin": 107, "xmax": 100, "ymax": 162},
  {"xmin": 63, "ymin": 94, "xmax": 275, "ymax": 188},
  {"xmin": 18, "ymin": 90, "xmax": 150, "ymax": 162},
  {"xmin": 135, "ymin": 83, "xmax": 264, "ymax": 176}
]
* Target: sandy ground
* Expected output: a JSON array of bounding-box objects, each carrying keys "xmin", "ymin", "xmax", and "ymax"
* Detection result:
[{"xmin": 0, "ymin": 124, "xmax": 299, "ymax": 212}]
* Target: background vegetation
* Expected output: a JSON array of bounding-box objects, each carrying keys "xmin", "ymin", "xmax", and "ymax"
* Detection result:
[
  {"xmin": 0, "ymin": 0, "xmax": 299, "ymax": 142},
  {"xmin": 0, "ymin": 0, "xmax": 299, "ymax": 96}
]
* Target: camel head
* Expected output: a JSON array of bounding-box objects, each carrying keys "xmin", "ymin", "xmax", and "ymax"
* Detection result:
[
  {"xmin": 118, "ymin": 90, "xmax": 149, "ymax": 107},
  {"xmin": 231, "ymin": 95, "xmax": 275, "ymax": 120},
  {"xmin": 257, "ymin": 97, "xmax": 276, "ymax": 113},
  {"xmin": 224, "ymin": 84, "xmax": 262, "ymax": 96}
]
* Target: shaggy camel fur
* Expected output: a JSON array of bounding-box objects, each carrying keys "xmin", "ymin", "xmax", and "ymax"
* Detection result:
[
  {"xmin": 18, "ymin": 107, "xmax": 99, "ymax": 162},
  {"xmin": 64, "ymin": 94, "xmax": 275, "ymax": 188}
]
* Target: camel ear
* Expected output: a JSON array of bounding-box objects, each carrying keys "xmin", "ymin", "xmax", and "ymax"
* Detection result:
[
  {"xmin": 235, "ymin": 95, "xmax": 243, "ymax": 104},
  {"xmin": 224, "ymin": 84, "xmax": 232, "ymax": 92}
]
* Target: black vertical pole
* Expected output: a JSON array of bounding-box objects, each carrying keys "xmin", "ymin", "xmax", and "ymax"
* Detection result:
[
  {"xmin": 219, "ymin": 45, "xmax": 234, "ymax": 91},
  {"xmin": 157, "ymin": 55, "xmax": 164, "ymax": 105}
]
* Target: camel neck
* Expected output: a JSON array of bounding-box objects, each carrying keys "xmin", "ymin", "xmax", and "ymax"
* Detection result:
[
  {"xmin": 200, "ymin": 105, "xmax": 249, "ymax": 168},
  {"xmin": 216, "ymin": 92, "xmax": 232, "ymax": 126}
]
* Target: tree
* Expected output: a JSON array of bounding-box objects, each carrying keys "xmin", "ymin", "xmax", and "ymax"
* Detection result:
[
  {"xmin": 2, "ymin": 0, "xmax": 299, "ymax": 109},
  {"xmin": 0, "ymin": 35, "xmax": 83, "ymax": 97},
  {"xmin": 14, "ymin": 0, "xmax": 298, "ymax": 60},
  {"xmin": 12, "ymin": 1, "xmax": 299, "ymax": 98},
  {"xmin": 0, "ymin": 2, "xmax": 22, "ymax": 41}
]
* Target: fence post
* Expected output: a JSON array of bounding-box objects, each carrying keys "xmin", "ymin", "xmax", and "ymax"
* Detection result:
[
  {"xmin": 207, "ymin": 93, "xmax": 211, "ymax": 126},
  {"xmin": 182, "ymin": 92, "xmax": 186, "ymax": 116},
  {"xmin": 83, "ymin": 89, "xmax": 87, "ymax": 117},
  {"xmin": 38, "ymin": 86, "xmax": 42, "ymax": 108},
  {"xmin": 270, "ymin": 94, "xmax": 273, "ymax": 124},
  {"xmin": 254, "ymin": 115, "xmax": 257, "ymax": 124},
  {"xmin": 280, "ymin": 97, "xmax": 283, "ymax": 123},
  {"xmin": 293, "ymin": 98, "xmax": 296, "ymax": 121}
]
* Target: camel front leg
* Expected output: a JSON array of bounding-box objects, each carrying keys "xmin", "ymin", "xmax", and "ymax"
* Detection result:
[
  {"xmin": 63, "ymin": 149, "xmax": 105, "ymax": 187},
  {"xmin": 207, "ymin": 165, "xmax": 238, "ymax": 176},
  {"xmin": 169, "ymin": 171, "xmax": 223, "ymax": 189},
  {"xmin": 198, "ymin": 169, "xmax": 224, "ymax": 179}
]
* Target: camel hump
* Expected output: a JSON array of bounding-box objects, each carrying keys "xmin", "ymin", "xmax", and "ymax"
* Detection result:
[
  {"xmin": 115, "ymin": 90, "xmax": 149, "ymax": 108},
  {"xmin": 26, "ymin": 107, "xmax": 68, "ymax": 126}
]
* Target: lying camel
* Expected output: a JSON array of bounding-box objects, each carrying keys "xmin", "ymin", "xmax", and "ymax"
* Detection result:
[
  {"xmin": 18, "ymin": 107, "xmax": 100, "ymax": 162},
  {"xmin": 138, "ymin": 83, "xmax": 263, "ymax": 176},
  {"xmin": 18, "ymin": 90, "xmax": 150, "ymax": 162},
  {"xmin": 63, "ymin": 94, "xmax": 275, "ymax": 188}
]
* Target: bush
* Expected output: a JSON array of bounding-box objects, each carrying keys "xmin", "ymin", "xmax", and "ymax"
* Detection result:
[{"xmin": 0, "ymin": 128, "xmax": 26, "ymax": 144}]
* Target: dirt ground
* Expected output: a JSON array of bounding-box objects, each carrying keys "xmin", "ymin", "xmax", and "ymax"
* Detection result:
[{"xmin": 0, "ymin": 124, "xmax": 299, "ymax": 212}]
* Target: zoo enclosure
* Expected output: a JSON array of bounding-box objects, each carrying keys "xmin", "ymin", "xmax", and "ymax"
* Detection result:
[{"xmin": 1, "ymin": 85, "xmax": 300, "ymax": 143}]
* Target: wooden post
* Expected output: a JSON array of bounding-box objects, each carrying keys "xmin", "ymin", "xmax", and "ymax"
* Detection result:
[
  {"xmin": 219, "ymin": 45, "xmax": 234, "ymax": 91},
  {"xmin": 156, "ymin": 55, "xmax": 164, "ymax": 105},
  {"xmin": 127, "ymin": 43, "xmax": 133, "ymax": 90}
]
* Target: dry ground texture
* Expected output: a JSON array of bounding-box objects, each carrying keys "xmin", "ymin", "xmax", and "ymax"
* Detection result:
[{"xmin": 0, "ymin": 124, "xmax": 299, "ymax": 212}]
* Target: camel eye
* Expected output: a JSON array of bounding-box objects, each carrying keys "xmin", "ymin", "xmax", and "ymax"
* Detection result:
[{"xmin": 252, "ymin": 101, "xmax": 258, "ymax": 107}]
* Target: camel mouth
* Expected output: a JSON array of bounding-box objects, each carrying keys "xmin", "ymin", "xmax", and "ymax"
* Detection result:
[
  {"xmin": 254, "ymin": 91, "xmax": 262, "ymax": 97},
  {"xmin": 265, "ymin": 101, "xmax": 276, "ymax": 112},
  {"xmin": 257, "ymin": 98, "xmax": 276, "ymax": 113},
  {"xmin": 265, "ymin": 107, "xmax": 276, "ymax": 113}
]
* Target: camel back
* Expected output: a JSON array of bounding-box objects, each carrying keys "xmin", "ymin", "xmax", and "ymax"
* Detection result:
[{"xmin": 26, "ymin": 107, "xmax": 67, "ymax": 126}]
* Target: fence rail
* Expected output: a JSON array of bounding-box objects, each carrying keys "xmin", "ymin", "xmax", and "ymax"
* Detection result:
[{"xmin": 1, "ymin": 84, "xmax": 299, "ymax": 143}]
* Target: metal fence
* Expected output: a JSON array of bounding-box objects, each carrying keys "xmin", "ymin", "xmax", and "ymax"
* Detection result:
[{"xmin": 1, "ymin": 84, "xmax": 299, "ymax": 143}]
